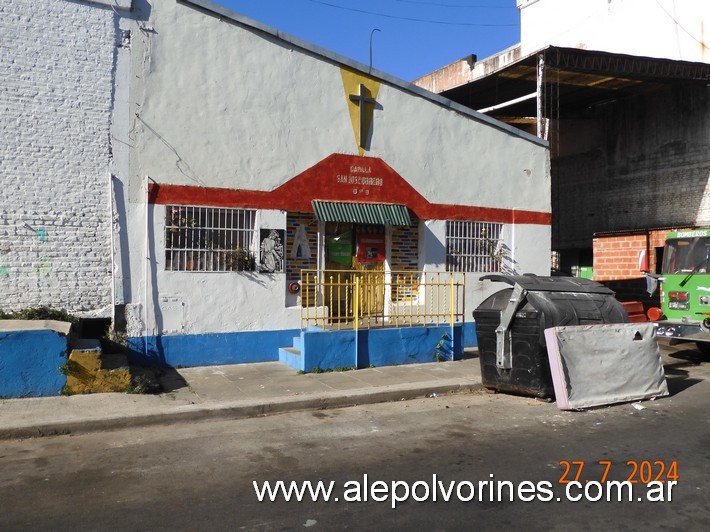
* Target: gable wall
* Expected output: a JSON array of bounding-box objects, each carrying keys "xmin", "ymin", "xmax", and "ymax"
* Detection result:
[{"xmin": 129, "ymin": 0, "xmax": 550, "ymax": 214}]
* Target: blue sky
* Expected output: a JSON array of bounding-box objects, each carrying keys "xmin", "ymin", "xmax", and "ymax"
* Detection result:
[{"xmin": 216, "ymin": 0, "xmax": 521, "ymax": 81}]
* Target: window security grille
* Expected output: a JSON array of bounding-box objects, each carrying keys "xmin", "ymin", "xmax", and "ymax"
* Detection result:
[
  {"xmin": 165, "ymin": 206, "xmax": 256, "ymax": 272},
  {"xmin": 446, "ymin": 221, "xmax": 504, "ymax": 273}
]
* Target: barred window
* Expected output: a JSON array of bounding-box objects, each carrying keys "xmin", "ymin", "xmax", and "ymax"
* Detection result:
[
  {"xmin": 165, "ymin": 205, "xmax": 256, "ymax": 272},
  {"xmin": 446, "ymin": 221, "xmax": 504, "ymax": 273}
]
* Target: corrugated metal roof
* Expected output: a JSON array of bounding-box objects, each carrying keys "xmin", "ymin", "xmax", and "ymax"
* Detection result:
[{"xmin": 312, "ymin": 201, "xmax": 412, "ymax": 226}]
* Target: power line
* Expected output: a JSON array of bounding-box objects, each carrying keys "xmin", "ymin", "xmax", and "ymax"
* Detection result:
[
  {"xmin": 394, "ymin": 0, "xmax": 516, "ymax": 8},
  {"xmin": 653, "ymin": 0, "xmax": 708, "ymax": 49},
  {"xmin": 304, "ymin": 0, "xmax": 517, "ymax": 26}
]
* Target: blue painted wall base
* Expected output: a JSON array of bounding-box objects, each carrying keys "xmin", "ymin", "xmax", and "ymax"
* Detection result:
[
  {"xmin": 0, "ymin": 329, "xmax": 68, "ymax": 398},
  {"xmin": 128, "ymin": 322, "xmax": 476, "ymax": 370},
  {"xmin": 127, "ymin": 328, "xmax": 301, "ymax": 368},
  {"xmin": 462, "ymin": 321, "xmax": 477, "ymax": 349},
  {"xmin": 279, "ymin": 324, "xmax": 466, "ymax": 372}
]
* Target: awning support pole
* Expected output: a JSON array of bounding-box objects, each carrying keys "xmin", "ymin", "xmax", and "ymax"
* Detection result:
[{"xmin": 536, "ymin": 53, "xmax": 545, "ymax": 139}]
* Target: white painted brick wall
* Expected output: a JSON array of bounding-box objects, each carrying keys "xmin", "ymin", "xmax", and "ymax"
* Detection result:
[{"xmin": 0, "ymin": 0, "xmax": 116, "ymax": 315}]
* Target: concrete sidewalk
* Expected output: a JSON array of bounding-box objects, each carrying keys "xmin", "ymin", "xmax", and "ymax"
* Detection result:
[{"xmin": 0, "ymin": 356, "xmax": 482, "ymax": 440}]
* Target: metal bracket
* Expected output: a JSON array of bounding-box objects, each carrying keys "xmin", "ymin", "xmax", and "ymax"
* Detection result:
[{"xmin": 494, "ymin": 283, "xmax": 526, "ymax": 370}]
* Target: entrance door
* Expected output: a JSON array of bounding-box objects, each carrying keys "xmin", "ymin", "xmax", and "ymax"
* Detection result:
[
  {"xmin": 352, "ymin": 225, "xmax": 386, "ymax": 323},
  {"xmin": 324, "ymin": 222, "xmax": 354, "ymax": 324},
  {"xmin": 323, "ymin": 223, "xmax": 386, "ymax": 325}
]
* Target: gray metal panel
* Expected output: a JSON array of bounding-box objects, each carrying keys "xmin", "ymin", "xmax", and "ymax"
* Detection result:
[
  {"xmin": 312, "ymin": 201, "xmax": 412, "ymax": 226},
  {"xmin": 545, "ymin": 323, "xmax": 669, "ymax": 410},
  {"xmin": 159, "ymin": 295, "xmax": 185, "ymax": 335}
]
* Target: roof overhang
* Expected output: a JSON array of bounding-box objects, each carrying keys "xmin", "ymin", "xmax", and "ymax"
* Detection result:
[
  {"xmin": 430, "ymin": 46, "xmax": 710, "ymax": 123},
  {"xmin": 312, "ymin": 201, "xmax": 413, "ymax": 226}
]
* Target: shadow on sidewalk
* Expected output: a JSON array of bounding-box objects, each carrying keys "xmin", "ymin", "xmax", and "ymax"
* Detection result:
[
  {"xmin": 460, "ymin": 347, "xmax": 479, "ymax": 360},
  {"xmin": 130, "ymin": 366, "xmax": 188, "ymax": 394}
]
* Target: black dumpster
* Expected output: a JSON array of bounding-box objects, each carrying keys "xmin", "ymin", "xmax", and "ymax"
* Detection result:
[{"xmin": 472, "ymin": 274, "xmax": 629, "ymax": 398}]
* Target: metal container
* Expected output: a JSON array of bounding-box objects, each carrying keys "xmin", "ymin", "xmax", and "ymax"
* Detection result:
[{"xmin": 472, "ymin": 274, "xmax": 629, "ymax": 398}]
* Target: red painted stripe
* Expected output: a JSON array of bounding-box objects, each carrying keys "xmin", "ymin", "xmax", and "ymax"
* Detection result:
[
  {"xmin": 149, "ymin": 184, "xmax": 288, "ymax": 210},
  {"xmin": 147, "ymin": 154, "xmax": 551, "ymax": 226},
  {"xmin": 426, "ymin": 203, "xmax": 551, "ymax": 225},
  {"xmin": 149, "ymin": 183, "xmax": 550, "ymax": 225}
]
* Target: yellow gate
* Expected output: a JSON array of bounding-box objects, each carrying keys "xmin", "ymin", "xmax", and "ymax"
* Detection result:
[
  {"xmin": 300, "ymin": 269, "xmax": 465, "ymax": 330},
  {"xmin": 352, "ymin": 258, "xmax": 385, "ymax": 321}
]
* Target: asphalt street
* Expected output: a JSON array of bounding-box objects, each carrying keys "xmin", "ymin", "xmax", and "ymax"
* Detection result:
[{"xmin": 0, "ymin": 342, "xmax": 708, "ymax": 531}]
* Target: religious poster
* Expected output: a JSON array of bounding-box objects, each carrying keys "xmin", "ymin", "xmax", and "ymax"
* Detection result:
[
  {"xmin": 260, "ymin": 229, "xmax": 285, "ymax": 273},
  {"xmin": 356, "ymin": 233, "xmax": 385, "ymax": 263},
  {"xmin": 327, "ymin": 231, "xmax": 353, "ymax": 266}
]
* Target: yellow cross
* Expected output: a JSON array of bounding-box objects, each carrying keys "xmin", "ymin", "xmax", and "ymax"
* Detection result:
[{"xmin": 340, "ymin": 67, "xmax": 382, "ymax": 155}]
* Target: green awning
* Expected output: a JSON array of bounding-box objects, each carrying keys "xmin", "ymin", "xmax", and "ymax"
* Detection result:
[{"xmin": 312, "ymin": 201, "xmax": 413, "ymax": 226}]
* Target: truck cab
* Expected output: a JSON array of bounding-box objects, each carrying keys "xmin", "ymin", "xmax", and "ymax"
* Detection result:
[{"xmin": 652, "ymin": 229, "xmax": 710, "ymax": 354}]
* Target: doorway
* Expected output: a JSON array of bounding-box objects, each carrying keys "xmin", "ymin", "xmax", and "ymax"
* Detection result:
[{"xmin": 323, "ymin": 223, "xmax": 386, "ymax": 324}]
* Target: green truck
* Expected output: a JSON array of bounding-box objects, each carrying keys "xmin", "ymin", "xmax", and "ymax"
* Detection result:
[{"xmin": 652, "ymin": 228, "xmax": 710, "ymax": 354}]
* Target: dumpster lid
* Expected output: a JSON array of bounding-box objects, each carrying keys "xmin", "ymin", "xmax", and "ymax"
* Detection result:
[{"xmin": 480, "ymin": 274, "xmax": 614, "ymax": 294}]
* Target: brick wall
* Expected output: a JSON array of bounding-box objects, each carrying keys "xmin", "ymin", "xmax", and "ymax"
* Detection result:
[
  {"xmin": 593, "ymin": 229, "xmax": 688, "ymax": 281},
  {"xmin": 554, "ymin": 84, "xmax": 710, "ymax": 251},
  {"xmin": 593, "ymin": 229, "xmax": 691, "ymax": 305},
  {"xmin": 0, "ymin": 0, "xmax": 116, "ymax": 315},
  {"xmin": 286, "ymin": 212, "xmax": 318, "ymax": 280},
  {"xmin": 390, "ymin": 224, "xmax": 420, "ymax": 301},
  {"xmin": 594, "ymin": 234, "xmax": 650, "ymax": 281},
  {"xmin": 390, "ymin": 224, "xmax": 419, "ymax": 272}
]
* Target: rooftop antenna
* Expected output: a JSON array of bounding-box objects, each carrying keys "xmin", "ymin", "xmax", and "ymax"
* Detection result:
[{"xmin": 369, "ymin": 28, "xmax": 381, "ymax": 72}]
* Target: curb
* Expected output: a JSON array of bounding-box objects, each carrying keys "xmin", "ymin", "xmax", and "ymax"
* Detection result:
[{"xmin": 0, "ymin": 380, "xmax": 483, "ymax": 440}]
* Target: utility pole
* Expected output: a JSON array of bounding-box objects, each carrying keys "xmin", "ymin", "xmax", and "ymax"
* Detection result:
[{"xmin": 369, "ymin": 28, "xmax": 381, "ymax": 72}]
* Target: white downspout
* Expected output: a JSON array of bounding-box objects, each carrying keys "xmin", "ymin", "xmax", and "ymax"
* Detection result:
[
  {"xmin": 144, "ymin": 175, "xmax": 150, "ymax": 360},
  {"xmin": 536, "ymin": 53, "xmax": 545, "ymax": 139},
  {"xmin": 109, "ymin": 173, "xmax": 116, "ymax": 328}
]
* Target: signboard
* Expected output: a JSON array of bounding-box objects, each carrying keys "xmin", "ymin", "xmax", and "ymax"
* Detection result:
[
  {"xmin": 327, "ymin": 232, "xmax": 353, "ymax": 266},
  {"xmin": 356, "ymin": 233, "xmax": 385, "ymax": 263},
  {"xmin": 670, "ymin": 229, "xmax": 710, "ymax": 239},
  {"xmin": 335, "ymin": 163, "xmax": 385, "ymax": 199}
]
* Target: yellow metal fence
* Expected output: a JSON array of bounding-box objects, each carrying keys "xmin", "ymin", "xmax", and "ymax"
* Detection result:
[{"xmin": 300, "ymin": 269, "xmax": 465, "ymax": 330}]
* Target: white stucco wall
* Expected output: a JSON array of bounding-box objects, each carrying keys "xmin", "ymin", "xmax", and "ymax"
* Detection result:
[
  {"xmin": 0, "ymin": 0, "xmax": 123, "ymax": 316},
  {"xmin": 420, "ymin": 220, "xmax": 551, "ymax": 312},
  {"xmin": 141, "ymin": 206, "xmax": 298, "ymax": 337},
  {"xmin": 519, "ymin": 0, "xmax": 710, "ymax": 63},
  {"xmin": 129, "ymin": 0, "xmax": 549, "ymax": 213},
  {"xmin": 123, "ymin": 0, "xmax": 551, "ymax": 336}
]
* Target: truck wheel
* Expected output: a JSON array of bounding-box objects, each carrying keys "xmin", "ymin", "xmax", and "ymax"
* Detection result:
[{"xmin": 696, "ymin": 342, "xmax": 710, "ymax": 357}]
